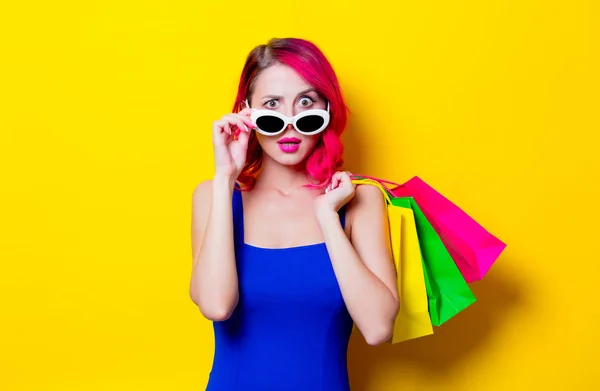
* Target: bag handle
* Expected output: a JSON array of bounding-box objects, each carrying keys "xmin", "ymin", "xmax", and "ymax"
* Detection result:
[
  {"xmin": 351, "ymin": 178, "xmax": 393, "ymax": 205},
  {"xmin": 351, "ymin": 174, "xmax": 402, "ymax": 192}
]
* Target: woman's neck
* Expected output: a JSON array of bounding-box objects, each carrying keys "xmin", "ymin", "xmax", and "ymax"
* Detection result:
[{"xmin": 253, "ymin": 155, "xmax": 312, "ymax": 195}]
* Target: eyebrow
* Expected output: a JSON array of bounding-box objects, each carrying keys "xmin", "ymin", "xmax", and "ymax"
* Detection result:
[{"xmin": 261, "ymin": 88, "xmax": 318, "ymax": 100}]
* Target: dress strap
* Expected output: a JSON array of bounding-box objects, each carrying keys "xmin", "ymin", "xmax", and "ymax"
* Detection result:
[{"xmin": 232, "ymin": 187, "xmax": 244, "ymax": 245}]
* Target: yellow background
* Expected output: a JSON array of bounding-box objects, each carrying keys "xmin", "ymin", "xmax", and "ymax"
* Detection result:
[{"xmin": 1, "ymin": 1, "xmax": 599, "ymax": 390}]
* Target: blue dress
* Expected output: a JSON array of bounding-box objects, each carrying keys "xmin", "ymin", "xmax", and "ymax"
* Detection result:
[{"xmin": 205, "ymin": 188, "xmax": 354, "ymax": 391}]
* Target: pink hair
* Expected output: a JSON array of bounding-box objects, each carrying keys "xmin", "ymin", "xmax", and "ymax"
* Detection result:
[{"xmin": 231, "ymin": 38, "xmax": 348, "ymax": 190}]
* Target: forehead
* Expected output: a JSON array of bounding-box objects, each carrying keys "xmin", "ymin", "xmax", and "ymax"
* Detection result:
[{"xmin": 251, "ymin": 64, "xmax": 313, "ymax": 98}]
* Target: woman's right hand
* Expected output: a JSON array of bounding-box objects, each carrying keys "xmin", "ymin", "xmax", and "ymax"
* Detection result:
[{"xmin": 211, "ymin": 107, "xmax": 255, "ymax": 181}]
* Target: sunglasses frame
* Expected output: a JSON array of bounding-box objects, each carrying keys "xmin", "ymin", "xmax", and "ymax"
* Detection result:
[{"xmin": 245, "ymin": 99, "xmax": 330, "ymax": 136}]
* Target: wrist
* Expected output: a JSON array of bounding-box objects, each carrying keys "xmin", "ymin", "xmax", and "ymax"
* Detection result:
[
  {"xmin": 212, "ymin": 173, "xmax": 236, "ymax": 193},
  {"xmin": 315, "ymin": 207, "xmax": 340, "ymax": 227}
]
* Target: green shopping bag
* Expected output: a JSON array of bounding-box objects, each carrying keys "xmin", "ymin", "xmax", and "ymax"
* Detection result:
[{"xmin": 391, "ymin": 197, "xmax": 476, "ymax": 326}]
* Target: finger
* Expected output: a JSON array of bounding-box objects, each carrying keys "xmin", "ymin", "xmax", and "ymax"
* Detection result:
[
  {"xmin": 235, "ymin": 115, "xmax": 256, "ymax": 130},
  {"xmin": 223, "ymin": 114, "xmax": 252, "ymax": 132},
  {"xmin": 237, "ymin": 107, "xmax": 255, "ymax": 116},
  {"xmin": 224, "ymin": 113, "xmax": 251, "ymax": 123},
  {"xmin": 338, "ymin": 175, "xmax": 349, "ymax": 187},
  {"xmin": 340, "ymin": 171, "xmax": 352, "ymax": 184},
  {"xmin": 331, "ymin": 175, "xmax": 339, "ymax": 190},
  {"xmin": 342, "ymin": 175, "xmax": 355, "ymax": 192},
  {"xmin": 212, "ymin": 119, "xmax": 229, "ymax": 137},
  {"xmin": 235, "ymin": 116, "xmax": 254, "ymax": 131},
  {"xmin": 235, "ymin": 108, "xmax": 256, "ymax": 126},
  {"xmin": 212, "ymin": 120, "xmax": 231, "ymax": 146},
  {"xmin": 233, "ymin": 117, "xmax": 249, "ymax": 133},
  {"xmin": 336, "ymin": 171, "xmax": 346, "ymax": 186},
  {"xmin": 212, "ymin": 119, "xmax": 224, "ymax": 130},
  {"xmin": 237, "ymin": 127, "xmax": 250, "ymax": 147}
]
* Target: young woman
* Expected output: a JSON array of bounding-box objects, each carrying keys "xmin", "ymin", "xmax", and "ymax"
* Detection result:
[{"xmin": 190, "ymin": 37, "xmax": 399, "ymax": 391}]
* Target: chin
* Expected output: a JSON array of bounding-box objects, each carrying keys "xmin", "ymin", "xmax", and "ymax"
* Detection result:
[
  {"xmin": 274, "ymin": 152, "xmax": 310, "ymax": 166},
  {"xmin": 265, "ymin": 146, "xmax": 313, "ymax": 167}
]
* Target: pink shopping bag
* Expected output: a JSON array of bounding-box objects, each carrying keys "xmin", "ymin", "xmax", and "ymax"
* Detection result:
[{"xmin": 353, "ymin": 174, "xmax": 506, "ymax": 282}]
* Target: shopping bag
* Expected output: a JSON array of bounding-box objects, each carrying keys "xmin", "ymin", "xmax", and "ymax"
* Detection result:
[
  {"xmin": 352, "ymin": 174, "xmax": 506, "ymax": 282},
  {"xmin": 396, "ymin": 196, "xmax": 477, "ymax": 326},
  {"xmin": 352, "ymin": 178, "xmax": 433, "ymax": 343},
  {"xmin": 351, "ymin": 175, "xmax": 477, "ymax": 326}
]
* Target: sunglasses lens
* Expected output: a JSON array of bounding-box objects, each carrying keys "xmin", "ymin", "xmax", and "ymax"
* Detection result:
[
  {"xmin": 296, "ymin": 115, "xmax": 325, "ymax": 134},
  {"xmin": 256, "ymin": 116, "xmax": 285, "ymax": 134}
]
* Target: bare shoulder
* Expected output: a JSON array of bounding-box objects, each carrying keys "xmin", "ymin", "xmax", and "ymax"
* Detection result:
[
  {"xmin": 192, "ymin": 179, "xmax": 213, "ymax": 208},
  {"xmin": 346, "ymin": 183, "xmax": 387, "ymax": 231},
  {"xmin": 355, "ymin": 183, "xmax": 386, "ymax": 202},
  {"xmin": 348, "ymin": 183, "xmax": 386, "ymax": 213}
]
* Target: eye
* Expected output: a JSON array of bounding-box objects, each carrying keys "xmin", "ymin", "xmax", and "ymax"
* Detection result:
[
  {"xmin": 299, "ymin": 96, "xmax": 315, "ymax": 107},
  {"xmin": 264, "ymin": 100, "xmax": 278, "ymax": 108}
]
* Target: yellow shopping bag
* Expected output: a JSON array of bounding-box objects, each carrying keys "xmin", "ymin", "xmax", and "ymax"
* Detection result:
[{"xmin": 352, "ymin": 178, "xmax": 433, "ymax": 343}]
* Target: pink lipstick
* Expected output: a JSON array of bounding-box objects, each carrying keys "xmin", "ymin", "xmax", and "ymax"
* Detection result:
[{"xmin": 277, "ymin": 137, "xmax": 301, "ymax": 153}]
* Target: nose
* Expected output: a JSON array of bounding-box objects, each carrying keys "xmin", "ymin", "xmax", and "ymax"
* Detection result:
[
  {"xmin": 281, "ymin": 106, "xmax": 296, "ymax": 132},
  {"xmin": 281, "ymin": 105, "xmax": 295, "ymax": 118}
]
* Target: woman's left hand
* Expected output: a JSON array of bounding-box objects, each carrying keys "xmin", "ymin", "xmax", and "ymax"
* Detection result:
[{"xmin": 314, "ymin": 171, "xmax": 356, "ymax": 215}]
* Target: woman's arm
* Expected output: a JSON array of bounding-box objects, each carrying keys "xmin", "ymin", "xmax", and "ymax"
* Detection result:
[
  {"xmin": 189, "ymin": 175, "xmax": 239, "ymax": 321},
  {"xmin": 316, "ymin": 179, "xmax": 399, "ymax": 346}
]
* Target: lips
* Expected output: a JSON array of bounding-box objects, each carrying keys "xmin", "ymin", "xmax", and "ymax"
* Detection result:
[
  {"xmin": 277, "ymin": 137, "xmax": 301, "ymax": 145},
  {"xmin": 277, "ymin": 137, "xmax": 301, "ymax": 153}
]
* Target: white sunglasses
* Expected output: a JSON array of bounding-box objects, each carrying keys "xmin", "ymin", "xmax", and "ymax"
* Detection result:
[{"xmin": 245, "ymin": 99, "xmax": 330, "ymax": 136}]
